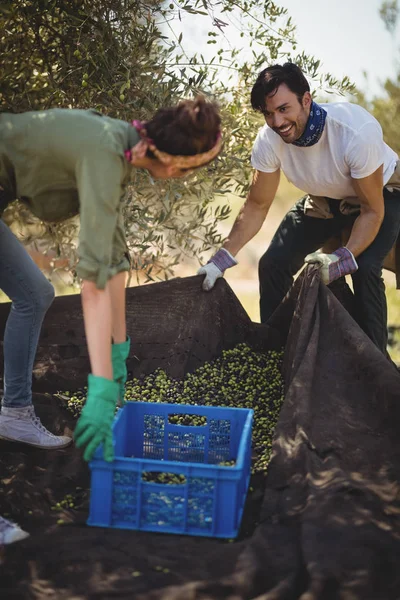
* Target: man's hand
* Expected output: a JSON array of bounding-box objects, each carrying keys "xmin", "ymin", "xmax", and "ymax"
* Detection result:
[
  {"xmin": 74, "ymin": 374, "xmax": 119, "ymax": 462},
  {"xmin": 305, "ymin": 247, "xmax": 358, "ymax": 285},
  {"xmin": 197, "ymin": 248, "xmax": 238, "ymax": 291},
  {"xmin": 28, "ymin": 248, "xmax": 70, "ymax": 271}
]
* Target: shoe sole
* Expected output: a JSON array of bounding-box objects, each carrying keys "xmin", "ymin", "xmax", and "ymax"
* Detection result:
[
  {"xmin": 5, "ymin": 530, "xmax": 30, "ymax": 545},
  {"xmin": 0, "ymin": 434, "xmax": 72, "ymax": 449}
]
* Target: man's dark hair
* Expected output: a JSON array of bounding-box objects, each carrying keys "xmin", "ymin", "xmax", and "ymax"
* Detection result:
[{"xmin": 251, "ymin": 63, "xmax": 310, "ymax": 112}]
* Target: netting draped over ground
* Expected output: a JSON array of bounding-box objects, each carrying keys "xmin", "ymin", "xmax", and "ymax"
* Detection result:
[
  {"xmin": 0, "ymin": 275, "xmax": 283, "ymax": 393},
  {"xmin": 0, "ymin": 271, "xmax": 400, "ymax": 599}
]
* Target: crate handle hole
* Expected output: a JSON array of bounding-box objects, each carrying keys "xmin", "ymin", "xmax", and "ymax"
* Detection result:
[
  {"xmin": 168, "ymin": 413, "xmax": 207, "ymax": 427},
  {"xmin": 142, "ymin": 471, "xmax": 187, "ymax": 485}
]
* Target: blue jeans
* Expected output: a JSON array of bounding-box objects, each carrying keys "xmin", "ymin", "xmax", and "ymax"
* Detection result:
[
  {"xmin": 259, "ymin": 187, "xmax": 400, "ymax": 354},
  {"xmin": 0, "ymin": 220, "xmax": 54, "ymax": 407}
]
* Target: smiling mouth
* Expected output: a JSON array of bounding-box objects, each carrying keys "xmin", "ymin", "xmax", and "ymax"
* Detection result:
[{"xmin": 277, "ymin": 124, "xmax": 294, "ymax": 137}]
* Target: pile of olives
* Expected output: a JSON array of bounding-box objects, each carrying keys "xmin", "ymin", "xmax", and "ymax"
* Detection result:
[{"xmin": 57, "ymin": 343, "xmax": 285, "ymax": 473}]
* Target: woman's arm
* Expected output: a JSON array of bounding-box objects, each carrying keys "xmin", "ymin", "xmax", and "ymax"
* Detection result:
[
  {"xmin": 81, "ymin": 280, "xmax": 113, "ymax": 380},
  {"xmin": 108, "ymin": 271, "xmax": 127, "ymax": 343},
  {"xmin": 81, "ymin": 270, "xmax": 128, "ymax": 380}
]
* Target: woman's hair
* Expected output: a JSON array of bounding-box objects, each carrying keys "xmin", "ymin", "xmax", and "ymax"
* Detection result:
[
  {"xmin": 145, "ymin": 96, "xmax": 221, "ymax": 156},
  {"xmin": 251, "ymin": 63, "xmax": 310, "ymax": 113}
]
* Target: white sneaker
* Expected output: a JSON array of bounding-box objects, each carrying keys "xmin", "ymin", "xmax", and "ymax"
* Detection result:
[
  {"xmin": 0, "ymin": 405, "xmax": 72, "ymax": 449},
  {"xmin": 0, "ymin": 515, "xmax": 29, "ymax": 545}
]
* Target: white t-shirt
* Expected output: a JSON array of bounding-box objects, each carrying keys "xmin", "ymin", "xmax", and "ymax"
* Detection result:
[{"xmin": 251, "ymin": 102, "xmax": 398, "ymax": 199}]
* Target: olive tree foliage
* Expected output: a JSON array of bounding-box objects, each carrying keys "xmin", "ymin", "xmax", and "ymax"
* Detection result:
[
  {"xmin": 380, "ymin": 0, "xmax": 399, "ymax": 34},
  {"xmin": 356, "ymin": 0, "xmax": 400, "ymax": 155},
  {"xmin": 0, "ymin": 0, "xmax": 354, "ymax": 282}
]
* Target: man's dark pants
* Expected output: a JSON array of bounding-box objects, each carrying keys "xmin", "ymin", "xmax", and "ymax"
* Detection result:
[{"xmin": 259, "ymin": 187, "xmax": 400, "ymax": 354}]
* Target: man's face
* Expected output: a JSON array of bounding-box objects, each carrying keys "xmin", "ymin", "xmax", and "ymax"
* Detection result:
[{"xmin": 263, "ymin": 83, "xmax": 312, "ymax": 144}]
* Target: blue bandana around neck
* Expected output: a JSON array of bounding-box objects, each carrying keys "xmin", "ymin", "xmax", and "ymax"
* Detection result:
[{"xmin": 292, "ymin": 101, "xmax": 327, "ymax": 147}]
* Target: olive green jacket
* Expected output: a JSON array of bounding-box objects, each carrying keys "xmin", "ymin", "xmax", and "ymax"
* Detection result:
[{"xmin": 0, "ymin": 108, "xmax": 140, "ymax": 288}]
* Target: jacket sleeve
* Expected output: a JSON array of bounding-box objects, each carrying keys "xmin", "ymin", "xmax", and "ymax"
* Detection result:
[{"xmin": 75, "ymin": 149, "xmax": 130, "ymax": 289}]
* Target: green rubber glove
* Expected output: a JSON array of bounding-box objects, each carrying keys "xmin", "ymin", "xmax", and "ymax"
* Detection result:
[
  {"xmin": 74, "ymin": 374, "xmax": 119, "ymax": 462},
  {"xmin": 111, "ymin": 336, "xmax": 131, "ymax": 406}
]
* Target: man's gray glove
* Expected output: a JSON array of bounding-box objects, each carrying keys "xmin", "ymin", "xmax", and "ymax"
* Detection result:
[
  {"xmin": 304, "ymin": 247, "xmax": 358, "ymax": 285},
  {"xmin": 197, "ymin": 248, "xmax": 238, "ymax": 291}
]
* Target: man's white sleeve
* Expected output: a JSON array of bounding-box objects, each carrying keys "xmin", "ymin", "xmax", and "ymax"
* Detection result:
[
  {"xmin": 345, "ymin": 122, "xmax": 385, "ymax": 179},
  {"xmin": 251, "ymin": 128, "xmax": 281, "ymax": 173}
]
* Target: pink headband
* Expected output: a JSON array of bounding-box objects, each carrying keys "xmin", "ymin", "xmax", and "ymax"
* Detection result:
[{"xmin": 125, "ymin": 120, "xmax": 222, "ymax": 170}]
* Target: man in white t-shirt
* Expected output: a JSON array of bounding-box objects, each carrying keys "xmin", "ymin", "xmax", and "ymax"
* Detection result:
[{"xmin": 198, "ymin": 63, "xmax": 400, "ymax": 355}]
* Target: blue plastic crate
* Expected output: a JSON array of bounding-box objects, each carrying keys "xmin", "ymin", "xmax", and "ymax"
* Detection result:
[{"xmin": 87, "ymin": 401, "xmax": 253, "ymax": 538}]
